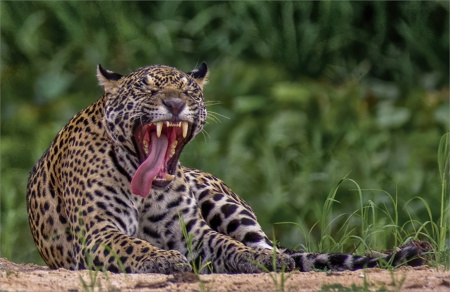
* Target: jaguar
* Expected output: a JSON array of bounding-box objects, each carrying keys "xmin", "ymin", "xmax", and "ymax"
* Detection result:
[{"xmin": 27, "ymin": 62, "xmax": 428, "ymax": 274}]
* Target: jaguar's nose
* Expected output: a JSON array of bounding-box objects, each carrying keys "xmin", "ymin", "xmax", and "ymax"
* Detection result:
[{"xmin": 163, "ymin": 98, "xmax": 186, "ymax": 116}]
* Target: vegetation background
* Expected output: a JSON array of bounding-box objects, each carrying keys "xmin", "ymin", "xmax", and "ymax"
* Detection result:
[{"xmin": 1, "ymin": 1, "xmax": 449, "ymax": 266}]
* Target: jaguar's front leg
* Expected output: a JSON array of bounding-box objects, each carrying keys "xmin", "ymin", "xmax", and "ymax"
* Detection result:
[
  {"xmin": 184, "ymin": 168, "xmax": 275, "ymax": 250},
  {"xmin": 138, "ymin": 176, "xmax": 294, "ymax": 273},
  {"xmin": 66, "ymin": 197, "xmax": 192, "ymax": 274},
  {"xmin": 186, "ymin": 228, "xmax": 295, "ymax": 273},
  {"xmin": 180, "ymin": 168, "xmax": 295, "ymax": 273},
  {"xmin": 78, "ymin": 224, "xmax": 191, "ymax": 274}
]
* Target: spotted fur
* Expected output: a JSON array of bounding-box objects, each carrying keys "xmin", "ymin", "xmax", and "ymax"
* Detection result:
[{"xmin": 27, "ymin": 63, "xmax": 428, "ymax": 274}]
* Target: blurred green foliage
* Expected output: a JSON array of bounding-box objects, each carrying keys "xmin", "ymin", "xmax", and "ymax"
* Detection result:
[{"xmin": 1, "ymin": 1, "xmax": 448, "ymax": 265}]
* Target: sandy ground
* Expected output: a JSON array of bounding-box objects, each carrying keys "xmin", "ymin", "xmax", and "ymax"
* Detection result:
[{"xmin": 0, "ymin": 258, "xmax": 449, "ymax": 292}]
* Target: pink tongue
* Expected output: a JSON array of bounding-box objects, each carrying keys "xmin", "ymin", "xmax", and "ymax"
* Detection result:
[{"xmin": 131, "ymin": 132, "xmax": 168, "ymax": 197}]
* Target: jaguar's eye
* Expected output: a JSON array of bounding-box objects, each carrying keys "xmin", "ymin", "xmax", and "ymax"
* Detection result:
[{"xmin": 146, "ymin": 88, "xmax": 159, "ymax": 96}]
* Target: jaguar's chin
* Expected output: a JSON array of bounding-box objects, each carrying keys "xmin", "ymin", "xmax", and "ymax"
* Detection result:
[{"xmin": 131, "ymin": 121, "xmax": 192, "ymax": 197}]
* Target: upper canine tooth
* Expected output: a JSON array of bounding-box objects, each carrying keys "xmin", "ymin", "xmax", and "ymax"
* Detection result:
[
  {"xmin": 156, "ymin": 122, "xmax": 163, "ymax": 137},
  {"xmin": 182, "ymin": 121, "xmax": 188, "ymax": 138}
]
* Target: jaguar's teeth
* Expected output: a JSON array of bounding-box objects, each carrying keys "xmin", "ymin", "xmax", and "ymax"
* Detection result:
[
  {"xmin": 156, "ymin": 122, "xmax": 163, "ymax": 138},
  {"xmin": 165, "ymin": 121, "xmax": 182, "ymax": 127},
  {"xmin": 166, "ymin": 174, "xmax": 175, "ymax": 181},
  {"xmin": 152, "ymin": 121, "xmax": 187, "ymax": 137},
  {"xmin": 182, "ymin": 121, "xmax": 188, "ymax": 138},
  {"xmin": 143, "ymin": 140, "xmax": 149, "ymax": 156},
  {"xmin": 170, "ymin": 140, "xmax": 177, "ymax": 158}
]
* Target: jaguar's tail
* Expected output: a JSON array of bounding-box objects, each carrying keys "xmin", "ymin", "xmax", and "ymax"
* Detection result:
[{"xmin": 285, "ymin": 240, "xmax": 431, "ymax": 272}]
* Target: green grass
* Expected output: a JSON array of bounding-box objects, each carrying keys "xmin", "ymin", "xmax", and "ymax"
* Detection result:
[
  {"xmin": 437, "ymin": 133, "xmax": 450, "ymax": 256},
  {"xmin": 251, "ymin": 233, "xmax": 294, "ymax": 292},
  {"xmin": 178, "ymin": 214, "xmax": 212, "ymax": 275},
  {"xmin": 179, "ymin": 214, "xmax": 213, "ymax": 292},
  {"xmin": 79, "ymin": 270, "xmax": 103, "ymax": 292},
  {"xmin": 282, "ymin": 142, "xmax": 449, "ymax": 264},
  {"xmin": 274, "ymin": 133, "xmax": 449, "ymax": 268}
]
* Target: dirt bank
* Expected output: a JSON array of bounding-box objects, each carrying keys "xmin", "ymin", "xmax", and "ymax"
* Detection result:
[{"xmin": 0, "ymin": 258, "xmax": 448, "ymax": 291}]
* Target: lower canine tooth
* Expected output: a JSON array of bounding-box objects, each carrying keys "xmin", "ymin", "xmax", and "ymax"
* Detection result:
[{"xmin": 166, "ymin": 174, "xmax": 175, "ymax": 181}]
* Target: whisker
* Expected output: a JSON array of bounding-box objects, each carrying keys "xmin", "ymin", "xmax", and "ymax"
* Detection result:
[
  {"xmin": 206, "ymin": 115, "xmax": 221, "ymax": 124},
  {"xmin": 208, "ymin": 111, "xmax": 229, "ymax": 119},
  {"xmin": 207, "ymin": 111, "xmax": 230, "ymax": 124},
  {"xmin": 199, "ymin": 128, "xmax": 211, "ymax": 141},
  {"xmin": 205, "ymin": 100, "xmax": 222, "ymax": 106}
]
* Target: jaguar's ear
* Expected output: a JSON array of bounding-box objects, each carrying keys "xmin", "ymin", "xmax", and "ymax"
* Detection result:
[
  {"xmin": 97, "ymin": 64, "xmax": 123, "ymax": 93},
  {"xmin": 187, "ymin": 62, "xmax": 209, "ymax": 89}
]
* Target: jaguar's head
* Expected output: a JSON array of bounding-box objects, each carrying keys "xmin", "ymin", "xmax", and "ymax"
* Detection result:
[{"xmin": 97, "ymin": 63, "xmax": 208, "ymax": 198}]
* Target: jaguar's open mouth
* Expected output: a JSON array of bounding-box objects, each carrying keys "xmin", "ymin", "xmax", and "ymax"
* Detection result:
[{"xmin": 131, "ymin": 121, "xmax": 191, "ymax": 197}]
